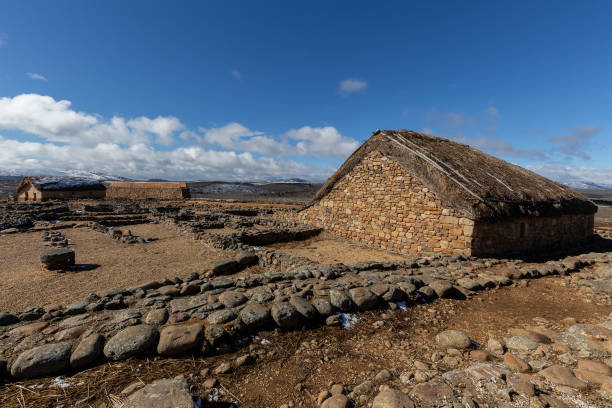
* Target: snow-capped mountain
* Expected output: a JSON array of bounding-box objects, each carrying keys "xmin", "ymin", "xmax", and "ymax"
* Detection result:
[
  {"xmin": 562, "ymin": 180, "xmax": 612, "ymax": 190},
  {"xmin": 58, "ymin": 170, "xmax": 133, "ymax": 181}
]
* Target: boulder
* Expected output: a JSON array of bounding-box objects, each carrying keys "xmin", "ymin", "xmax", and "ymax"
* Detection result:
[
  {"xmin": 0, "ymin": 312, "xmax": 19, "ymax": 326},
  {"xmin": 211, "ymin": 260, "xmax": 241, "ymax": 276},
  {"xmin": 349, "ymin": 287, "xmax": 380, "ymax": 310},
  {"xmin": 103, "ymin": 325, "xmax": 159, "ymax": 360},
  {"xmin": 320, "ymin": 394, "xmax": 350, "ymax": 408},
  {"xmin": 11, "ymin": 342, "xmax": 72, "ymax": 378},
  {"xmin": 312, "ymin": 298, "xmax": 334, "ymax": 316},
  {"xmin": 289, "ymin": 296, "xmax": 318, "ymax": 319},
  {"xmin": 70, "ymin": 333, "xmax": 104, "ymax": 369},
  {"xmin": 235, "ymin": 251, "xmax": 259, "ymax": 267},
  {"xmin": 373, "ymin": 388, "xmax": 415, "ymax": 408},
  {"xmin": 435, "ymin": 330, "xmax": 472, "ymax": 349},
  {"xmin": 122, "ymin": 378, "xmax": 194, "ymax": 408},
  {"xmin": 40, "ymin": 248, "xmax": 75, "ymax": 270},
  {"xmin": 157, "ymin": 324, "xmax": 204, "ymax": 356},
  {"xmin": 329, "ymin": 290, "xmax": 353, "ymax": 312},
  {"xmin": 270, "ymin": 302, "xmax": 301, "ymax": 330},
  {"xmin": 239, "ymin": 302, "xmax": 271, "ymax": 328}
]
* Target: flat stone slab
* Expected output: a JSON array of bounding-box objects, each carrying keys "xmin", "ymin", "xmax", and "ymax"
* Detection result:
[
  {"xmin": 540, "ymin": 365, "xmax": 588, "ymax": 389},
  {"xmin": 169, "ymin": 295, "xmax": 208, "ymax": 314},
  {"xmin": 123, "ymin": 378, "xmax": 194, "ymax": 408},
  {"xmin": 103, "ymin": 325, "xmax": 158, "ymax": 361},
  {"xmin": 11, "ymin": 342, "xmax": 72, "ymax": 379},
  {"xmin": 157, "ymin": 324, "xmax": 203, "ymax": 356}
]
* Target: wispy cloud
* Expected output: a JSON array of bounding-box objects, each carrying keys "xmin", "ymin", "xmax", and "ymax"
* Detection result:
[
  {"xmin": 548, "ymin": 125, "xmax": 601, "ymax": 160},
  {"xmin": 0, "ymin": 33, "xmax": 7, "ymax": 48},
  {"xmin": 231, "ymin": 69, "xmax": 243, "ymax": 80},
  {"xmin": 26, "ymin": 72, "xmax": 47, "ymax": 81},
  {"xmin": 338, "ymin": 78, "xmax": 367, "ymax": 96}
]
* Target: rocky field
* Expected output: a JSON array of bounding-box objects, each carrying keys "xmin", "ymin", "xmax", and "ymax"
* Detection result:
[{"xmin": 0, "ymin": 200, "xmax": 611, "ymax": 407}]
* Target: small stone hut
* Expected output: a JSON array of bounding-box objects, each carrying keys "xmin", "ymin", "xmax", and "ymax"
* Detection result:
[
  {"xmin": 16, "ymin": 177, "xmax": 106, "ymax": 202},
  {"xmin": 105, "ymin": 182, "xmax": 190, "ymax": 200},
  {"xmin": 297, "ymin": 130, "xmax": 597, "ymax": 256}
]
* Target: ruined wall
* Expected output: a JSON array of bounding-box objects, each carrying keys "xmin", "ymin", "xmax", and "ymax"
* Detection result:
[
  {"xmin": 472, "ymin": 213, "xmax": 594, "ymax": 256},
  {"xmin": 17, "ymin": 185, "xmax": 42, "ymax": 201},
  {"xmin": 297, "ymin": 151, "xmax": 474, "ymax": 255},
  {"xmin": 105, "ymin": 186, "xmax": 189, "ymax": 200}
]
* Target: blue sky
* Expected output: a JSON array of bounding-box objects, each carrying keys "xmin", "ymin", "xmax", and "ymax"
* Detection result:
[{"xmin": 0, "ymin": 1, "xmax": 611, "ymax": 183}]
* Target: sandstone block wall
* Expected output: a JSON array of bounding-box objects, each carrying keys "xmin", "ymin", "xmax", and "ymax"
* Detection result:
[
  {"xmin": 472, "ymin": 213, "xmax": 594, "ymax": 256},
  {"xmin": 297, "ymin": 151, "xmax": 474, "ymax": 255}
]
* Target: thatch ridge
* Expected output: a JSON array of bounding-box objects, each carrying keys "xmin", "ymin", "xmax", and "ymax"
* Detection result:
[{"xmin": 306, "ymin": 130, "xmax": 597, "ymax": 220}]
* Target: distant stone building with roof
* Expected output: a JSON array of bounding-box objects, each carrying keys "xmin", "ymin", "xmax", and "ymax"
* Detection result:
[
  {"xmin": 16, "ymin": 177, "xmax": 106, "ymax": 202},
  {"xmin": 297, "ymin": 130, "xmax": 596, "ymax": 256}
]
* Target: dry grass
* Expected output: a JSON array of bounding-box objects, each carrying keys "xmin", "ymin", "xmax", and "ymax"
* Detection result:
[{"xmin": 0, "ymin": 223, "xmax": 232, "ymax": 312}]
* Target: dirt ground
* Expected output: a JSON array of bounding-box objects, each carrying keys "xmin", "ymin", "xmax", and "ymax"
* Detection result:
[
  {"xmin": 0, "ymin": 223, "xmax": 232, "ymax": 312},
  {"xmin": 1, "ymin": 276, "xmax": 608, "ymax": 408},
  {"xmin": 265, "ymin": 232, "xmax": 411, "ymax": 264}
]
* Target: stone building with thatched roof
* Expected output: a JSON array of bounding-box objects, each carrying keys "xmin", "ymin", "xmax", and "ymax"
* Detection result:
[
  {"xmin": 16, "ymin": 176, "xmax": 106, "ymax": 202},
  {"xmin": 297, "ymin": 130, "xmax": 597, "ymax": 256},
  {"xmin": 105, "ymin": 182, "xmax": 190, "ymax": 200}
]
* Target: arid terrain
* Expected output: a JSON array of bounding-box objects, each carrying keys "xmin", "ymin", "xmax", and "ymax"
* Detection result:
[{"xmin": 0, "ymin": 196, "xmax": 611, "ymax": 408}]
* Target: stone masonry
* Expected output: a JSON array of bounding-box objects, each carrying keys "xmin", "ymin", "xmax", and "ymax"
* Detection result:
[{"xmin": 297, "ymin": 151, "xmax": 474, "ymax": 255}]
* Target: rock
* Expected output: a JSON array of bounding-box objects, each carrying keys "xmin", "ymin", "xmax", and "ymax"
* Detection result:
[
  {"xmin": 417, "ymin": 286, "xmax": 436, "ymax": 301},
  {"xmin": 239, "ymin": 302, "xmax": 271, "ymax": 328},
  {"xmin": 429, "ymin": 280, "xmax": 455, "ymax": 298},
  {"xmin": 329, "ymin": 290, "xmax": 353, "ymax": 312},
  {"xmin": 506, "ymin": 335, "xmax": 539, "ymax": 351},
  {"xmin": 435, "ymin": 330, "xmax": 472, "ymax": 349},
  {"xmin": 577, "ymin": 359, "xmax": 612, "ymax": 375},
  {"xmin": 270, "ymin": 302, "xmax": 301, "ymax": 330},
  {"xmin": 470, "ymin": 350, "xmax": 492, "ymax": 361},
  {"xmin": 214, "ymin": 361, "xmax": 232, "ymax": 374},
  {"xmin": 373, "ymin": 388, "xmax": 415, "ymax": 408},
  {"xmin": 208, "ymin": 309, "xmax": 237, "ymax": 325},
  {"xmin": 349, "ymin": 287, "xmax": 380, "ymax": 310},
  {"xmin": 122, "ymin": 378, "xmax": 194, "ymax": 408},
  {"xmin": 211, "ymin": 260, "xmax": 241, "ymax": 276},
  {"xmin": 144, "ymin": 309, "xmax": 169, "ymax": 326},
  {"xmin": 330, "ymin": 383, "xmax": 345, "ymax": 395},
  {"xmin": 353, "ymin": 380, "xmax": 374, "ymax": 395},
  {"xmin": 159, "ymin": 285, "xmax": 180, "ymax": 297},
  {"xmin": 9, "ymin": 321, "xmax": 49, "ymax": 335},
  {"xmin": 157, "ymin": 324, "xmax": 203, "ymax": 356},
  {"xmin": 539, "ymin": 365, "xmax": 587, "ymax": 389},
  {"xmin": 312, "ymin": 298, "xmax": 334, "ymax": 316},
  {"xmin": 103, "ymin": 325, "xmax": 159, "ymax": 360},
  {"xmin": 487, "ymin": 338, "xmax": 505, "ymax": 356},
  {"xmin": 326, "ymin": 315, "xmax": 342, "ymax": 326},
  {"xmin": 504, "ymin": 353, "xmax": 531, "ymax": 373},
  {"xmin": 411, "ymin": 380, "xmax": 455, "ymax": 404},
  {"xmin": 65, "ymin": 301, "xmax": 89, "ymax": 315},
  {"xmin": 573, "ymin": 368, "xmax": 612, "ymax": 385},
  {"xmin": 0, "ymin": 312, "xmax": 18, "ymax": 326},
  {"xmin": 11, "ymin": 342, "xmax": 72, "ymax": 378},
  {"xmin": 508, "ymin": 328, "xmax": 551, "ymax": 343},
  {"xmin": 456, "ymin": 278, "xmax": 482, "ymax": 291},
  {"xmin": 289, "ymin": 296, "xmax": 317, "ymax": 319},
  {"xmin": 169, "ymin": 295, "xmax": 208, "ymax": 314},
  {"xmin": 218, "ymin": 291, "xmax": 248, "ymax": 308},
  {"xmin": 204, "ymin": 325, "xmax": 227, "ymax": 346},
  {"xmin": 40, "ymin": 248, "xmax": 75, "ymax": 270},
  {"xmin": 375, "ymin": 369, "xmax": 392, "ymax": 381},
  {"xmin": 235, "ymin": 251, "xmax": 258, "ymax": 266},
  {"xmin": 168, "ymin": 312, "xmax": 190, "ymax": 324},
  {"xmin": 507, "ymin": 375, "xmax": 535, "ymax": 397},
  {"xmin": 70, "ymin": 333, "xmax": 104, "ymax": 369},
  {"xmin": 320, "ymin": 394, "xmax": 349, "ymax": 408},
  {"xmin": 179, "ymin": 284, "xmax": 199, "ymax": 296},
  {"xmin": 55, "ymin": 325, "xmax": 88, "ymax": 341}
]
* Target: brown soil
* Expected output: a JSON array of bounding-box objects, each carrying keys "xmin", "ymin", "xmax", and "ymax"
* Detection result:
[
  {"xmin": 0, "ymin": 223, "xmax": 231, "ymax": 312},
  {"xmin": 1, "ymin": 276, "xmax": 608, "ymax": 408},
  {"xmin": 265, "ymin": 232, "xmax": 412, "ymax": 264}
]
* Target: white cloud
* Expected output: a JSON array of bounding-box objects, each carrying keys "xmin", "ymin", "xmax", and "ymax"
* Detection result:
[
  {"xmin": 338, "ymin": 78, "xmax": 367, "ymax": 96},
  {"xmin": 484, "ymin": 106, "xmax": 500, "ymax": 121},
  {"xmin": 526, "ymin": 164, "xmax": 612, "ymax": 188},
  {"xmin": 231, "ymin": 69, "xmax": 243, "ymax": 80},
  {"xmin": 0, "ymin": 33, "xmax": 7, "ymax": 47},
  {"xmin": 0, "ymin": 94, "xmax": 184, "ymax": 146},
  {"xmin": 286, "ymin": 126, "xmax": 359, "ymax": 157},
  {"xmin": 26, "ymin": 72, "xmax": 47, "ymax": 81},
  {"xmin": 547, "ymin": 125, "xmax": 601, "ymax": 160}
]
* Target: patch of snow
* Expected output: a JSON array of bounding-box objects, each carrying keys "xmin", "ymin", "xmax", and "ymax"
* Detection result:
[
  {"xmin": 396, "ymin": 301, "xmax": 408, "ymax": 311},
  {"xmin": 337, "ymin": 312, "xmax": 359, "ymax": 329},
  {"xmin": 207, "ymin": 387, "xmax": 226, "ymax": 402},
  {"xmin": 254, "ymin": 336, "xmax": 270, "ymax": 345},
  {"xmin": 50, "ymin": 376, "xmax": 71, "ymax": 388}
]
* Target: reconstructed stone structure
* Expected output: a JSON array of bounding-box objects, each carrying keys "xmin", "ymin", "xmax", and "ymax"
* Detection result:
[
  {"xmin": 16, "ymin": 177, "xmax": 106, "ymax": 202},
  {"xmin": 106, "ymin": 182, "xmax": 190, "ymax": 200},
  {"xmin": 297, "ymin": 130, "xmax": 597, "ymax": 256}
]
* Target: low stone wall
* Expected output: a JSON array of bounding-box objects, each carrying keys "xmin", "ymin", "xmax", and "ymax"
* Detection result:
[
  {"xmin": 472, "ymin": 213, "xmax": 595, "ymax": 256},
  {"xmin": 296, "ymin": 151, "xmax": 473, "ymax": 255}
]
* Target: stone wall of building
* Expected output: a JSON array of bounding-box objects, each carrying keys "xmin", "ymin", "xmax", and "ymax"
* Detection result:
[
  {"xmin": 297, "ymin": 151, "xmax": 474, "ymax": 255},
  {"xmin": 472, "ymin": 213, "xmax": 594, "ymax": 256},
  {"xmin": 105, "ymin": 186, "xmax": 189, "ymax": 200}
]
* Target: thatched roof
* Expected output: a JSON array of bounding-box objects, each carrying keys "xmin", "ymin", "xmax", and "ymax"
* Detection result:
[
  {"xmin": 17, "ymin": 176, "xmax": 106, "ymax": 192},
  {"xmin": 107, "ymin": 182, "xmax": 188, "ymax": 189},
  {"xmin": 307, "ymin": 130, "xmax": 597, "ymax": 220}
]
